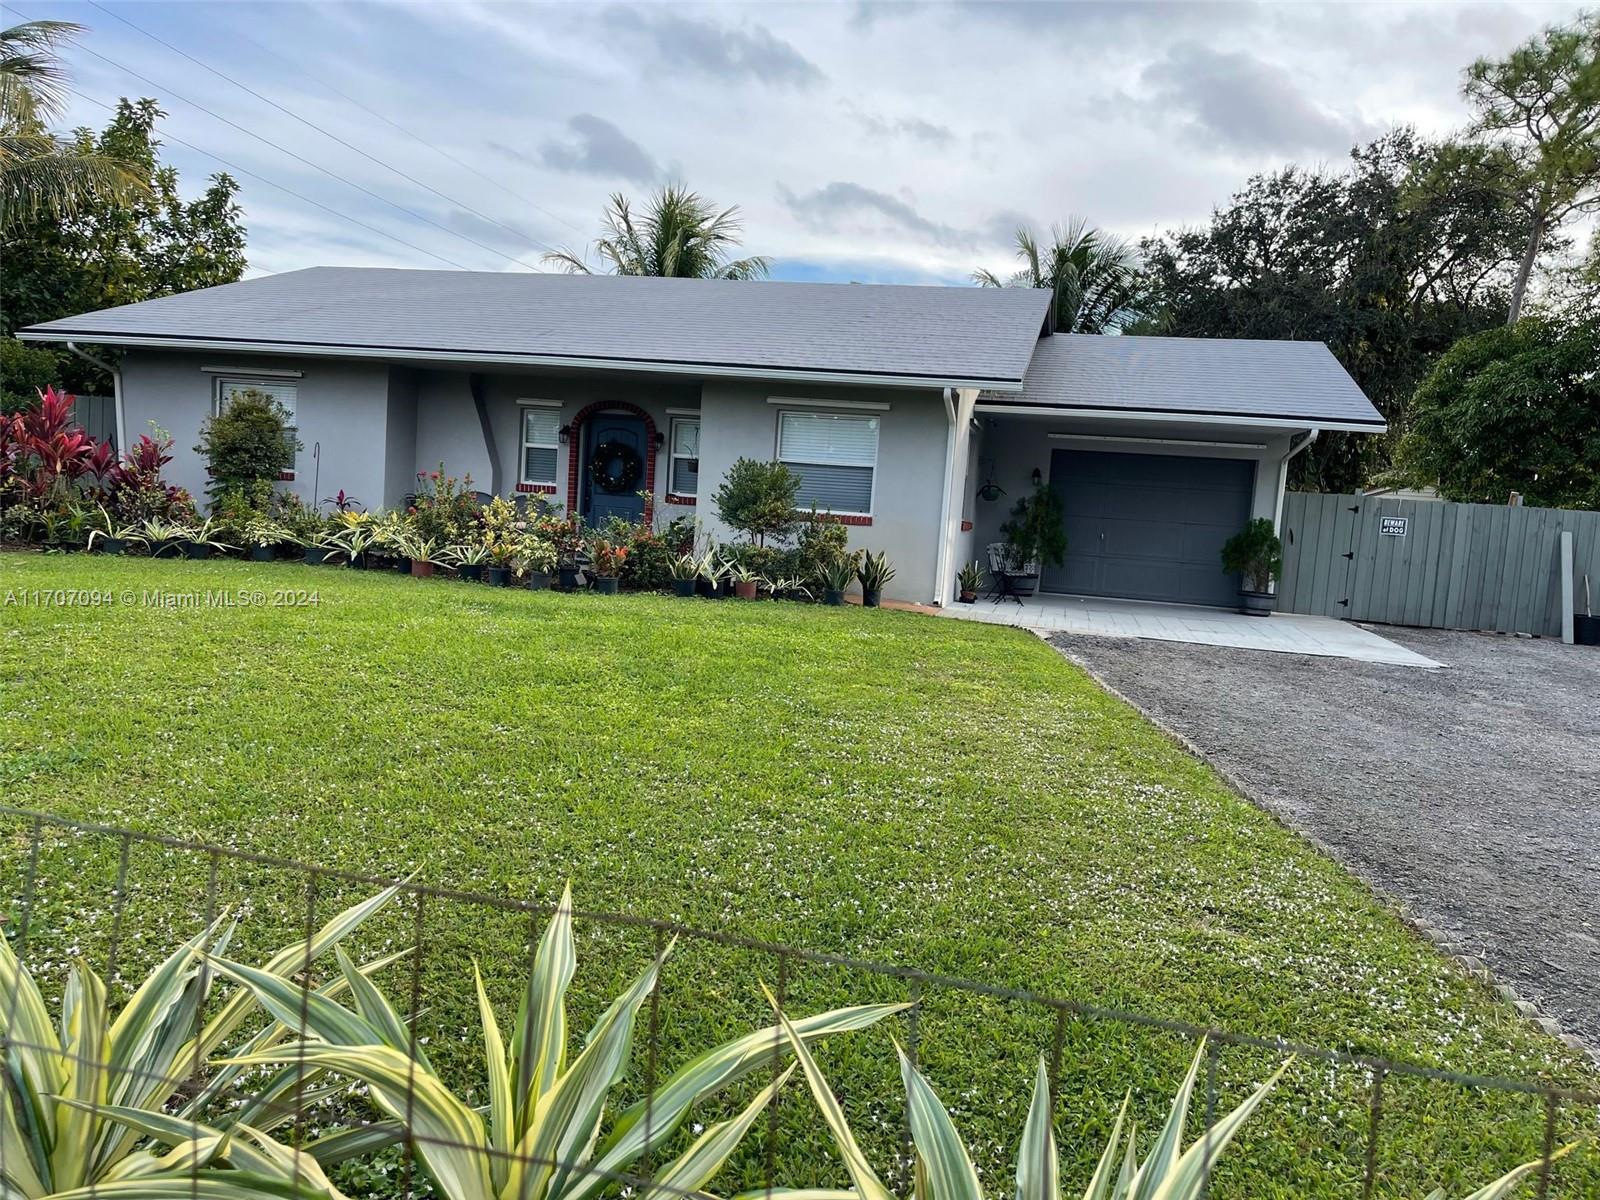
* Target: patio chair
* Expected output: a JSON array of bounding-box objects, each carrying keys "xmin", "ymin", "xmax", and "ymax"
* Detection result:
[{"xmin": 986, "ymin": 541, "xmax": 1037, "ymax": 605}]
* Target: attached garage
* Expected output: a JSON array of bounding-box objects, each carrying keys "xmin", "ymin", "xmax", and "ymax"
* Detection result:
[{"xmin": 1042, "ymin": 448, "xmax": 1257, "ymax": 607}]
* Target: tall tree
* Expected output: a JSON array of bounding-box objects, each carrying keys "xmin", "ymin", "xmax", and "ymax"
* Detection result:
[
  {"xmin": 545, "ymin": 184, "xmax": 769, "ymax": 279},
  {"xmin": 973, "ymin": 218, "xmax": 1143, "ymax": 333},
  {"xmin": 0, "ymin": 20, "xmax": 143, "ymax": 232},
  {"xmin": 1396, "ymin": 318, "xmax": 1598, "ymax": 510},
  {"xmin": 1, "ymin": 97, "xmax": 247, "ymax": 396},
  {"xmin": 1461, "ymin": 10, "xmax": 1600, "ymax": 322},
  {"xmin": 1136, "ymin": 129, "xmax": 1528, "ymax": 491}
]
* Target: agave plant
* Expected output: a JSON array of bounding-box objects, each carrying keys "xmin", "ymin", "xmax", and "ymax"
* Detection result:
[
  {"xmin": 0, "ymin": 882, "xmax": 406, "ymax": 1196},
  {"xmin": 764, "ymin": 984, "xmax": 1290, "ymax": 1200},
  {"xmin": 209, "ymin": 885, "xmax": 905, "ymax": 1200}
]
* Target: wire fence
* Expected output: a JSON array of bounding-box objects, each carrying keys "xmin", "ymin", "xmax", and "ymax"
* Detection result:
[{"xmin": 2, "ymin": 806, "xmax": 1596, "ymax": 1199}]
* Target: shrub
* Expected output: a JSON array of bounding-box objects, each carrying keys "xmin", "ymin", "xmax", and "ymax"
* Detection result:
[
  {"xmin": 713, "ymin": 457, "xmax": 800, "ymax": 546},
  {"xmin": 1220, "ymin": 517, "xmax": 1283, "ymax": 593},
  {"xmin": 999, "ymin": 482, "xmax": 1066, "ymax": 571},
  {"xmin": 794, "ymin": 510, "xmax": 851, "ymax": 588},
  {"xmin": 409, "ymin": 464, "xmax": 481, "ymax": 543},
  {"xmin": 0, "ymin": 337, "xmax": 60, "ymax": 414},
  {"xmin": 194, "ymin": 388, "xmax": 300, "ymax": 500},
  {"xmin": 104, "ymin": 427, "xmax": 191, "ymax": 523},
  {"xmin": 2, "ymin": 385, "xmax": 114, "ymax": 506}
]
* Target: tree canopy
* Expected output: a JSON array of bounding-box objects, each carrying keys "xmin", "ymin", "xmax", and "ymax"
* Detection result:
[{"xmin": 1396, "ymin": 317, "xmax": 1598, "ymax": 511}]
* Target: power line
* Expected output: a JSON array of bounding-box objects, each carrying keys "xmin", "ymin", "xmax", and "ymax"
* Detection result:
[
  {"xmin": 84, "ymin": 0, "xmax": 564, "ymax": 261},
  {"xmin": 2, "ymin": 1, "xmax": 532, "ymax": 270},
  {"xmin": 222, "ymin": 22, "xmax": 585, "ymax": 238},
  {"xmin": 61, "ymin": 83, "xmax": 471, "ymax": 269}
]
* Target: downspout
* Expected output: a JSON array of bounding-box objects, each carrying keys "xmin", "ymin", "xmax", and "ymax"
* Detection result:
[
  {"xmin": 467, "ymin": 372, "xmax": 502, "ymax": 495},
  {"xmin": 1272, "ymin": 430, "xmax": 1319, "ymax": 593},
  {"xmin": 66, "ymin": 342, "xmax": 125, "ymax": 451}
]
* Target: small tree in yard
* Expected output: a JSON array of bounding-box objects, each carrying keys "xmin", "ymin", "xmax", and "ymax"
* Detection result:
[
  {"xmin": 713, "ymin": 457, "xmax": 800, "ymax": 545},
  {"xmin": 194, "ymin": 389, "xmax": 299, "ymax": 501}
]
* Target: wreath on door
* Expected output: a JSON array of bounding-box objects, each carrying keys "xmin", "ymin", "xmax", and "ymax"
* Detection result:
[{"xmin": 588, "ymin": 440, "xmax": 644, "ymax": 494}]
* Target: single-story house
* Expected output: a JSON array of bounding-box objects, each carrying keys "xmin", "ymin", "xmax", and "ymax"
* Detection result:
[{"xmin": 18, "ymin": 268, "xmax": 1385, "ymax": 606}]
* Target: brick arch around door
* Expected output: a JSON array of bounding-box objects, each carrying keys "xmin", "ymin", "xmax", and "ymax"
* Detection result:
[{"xmin": 565, "ymin": 400, "xmax": 658, "ymax": 518}]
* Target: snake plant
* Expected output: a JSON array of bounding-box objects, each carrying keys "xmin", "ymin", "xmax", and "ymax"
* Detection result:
[
  {"xmin": 0, "ymin": 882, "xmax": 407, "ymax": 1198},
  {"xmin": 209, "ymin": 884, "xmax": 906, "ymax": 1200}
]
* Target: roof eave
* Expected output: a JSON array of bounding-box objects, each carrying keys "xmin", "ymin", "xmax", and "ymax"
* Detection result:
[
  {"xmin": 973, "ymin": 401, "xmax": 1386, "ymax": 434},
  {"xmin": 16, "ymin": 330, "xmax": 1028, "ymax": 393}
]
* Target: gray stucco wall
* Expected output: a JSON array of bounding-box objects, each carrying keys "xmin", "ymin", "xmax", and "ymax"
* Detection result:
[
  {"xmin": 118, "ymin": 351, "xmax": 392, "ymax": 506},
  {"xmin": 698, "ymin": 382, "xmax": 951, "ymax": 604}
]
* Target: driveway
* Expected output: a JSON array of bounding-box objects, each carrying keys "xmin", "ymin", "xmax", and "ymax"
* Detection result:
[{"xmin": 1051, "ymin": 625, "xmax": 1600, "ymax": 1048}]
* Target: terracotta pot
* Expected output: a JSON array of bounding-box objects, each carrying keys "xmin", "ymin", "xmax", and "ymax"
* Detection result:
[
  {"xmin": 411, "ymin": 559, "xmax": 435, "ymax": 578},
  {"xmin": 734, "ymin": 578, "xmax": 758, "ymax": 600},
  {"xmin": 958, "ymin": 589, "xmax": 976, "ymax": 603}
]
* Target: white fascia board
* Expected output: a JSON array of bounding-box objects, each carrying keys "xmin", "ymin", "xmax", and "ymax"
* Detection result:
[
  {"xmin": 15, "ymin": 331, "xmax": 1026, "ymax": 393},
  {"xmin": 975, "ymin": 403, "xmax": 1385, "ymax": 434}
]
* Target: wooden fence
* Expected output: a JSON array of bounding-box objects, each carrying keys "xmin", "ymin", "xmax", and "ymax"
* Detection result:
[
  {"xmin": 70, "ymin": 393, "xmax": 117, "ymax": 448},
  {"xmin": 1277, "ymin": 491, "xmax": 1600, "ymax": 637}
]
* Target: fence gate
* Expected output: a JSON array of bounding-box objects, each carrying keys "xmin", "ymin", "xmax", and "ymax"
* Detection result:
[{"xmin": 1278, "ymin": 492, "xmax": 1600, "ymax": 637}]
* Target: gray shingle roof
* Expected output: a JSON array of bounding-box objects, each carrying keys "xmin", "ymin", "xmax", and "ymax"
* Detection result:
[
  {"xmin": 980, "ymin": 333, "xmax": 1385, "ymax": 427},
  {"xmin": 19, "ymin": 267, "xmax": 1052, "ymax": 389}
]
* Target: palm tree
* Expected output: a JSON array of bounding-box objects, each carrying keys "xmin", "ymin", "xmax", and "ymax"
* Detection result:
[
  {"xmin": 1, "ymin": 20, "xmax": 145, "ymax": 233},
  {"xmin": 974, "ymin": 218, "xmax": 1145, "ymax": 333},
  {"xmin": 544, "ymin": 183, "xmax": 769, "ymax": 279}
]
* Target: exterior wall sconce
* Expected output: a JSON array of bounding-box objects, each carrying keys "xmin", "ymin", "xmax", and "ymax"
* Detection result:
[
  {"xmin": 1031, "ymin": 467, "xmax": 1042, "ymax": 487},
  {"xmin": 558, "ymin": 424, "xmax": 571, "ymax": 444},
  {"xmin": 654, "ymin": 431, "xmax": 666, "ymax": 448}
]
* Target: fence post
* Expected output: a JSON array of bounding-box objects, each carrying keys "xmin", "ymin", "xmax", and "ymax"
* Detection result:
[{"xmin": 1560, "ymin": 531, "xmax": 1575, "ymax": 644}]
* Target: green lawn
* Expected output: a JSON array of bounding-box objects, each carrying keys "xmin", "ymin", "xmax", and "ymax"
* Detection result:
[{"xmin": 1, "ymin": 551, "xmax": 1595, "ymax": 1198}]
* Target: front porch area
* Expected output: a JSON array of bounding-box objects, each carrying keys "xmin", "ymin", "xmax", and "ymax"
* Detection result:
[{"xmin": 934, "ymin": 592, "xmax": 1442, "ymax": 667}]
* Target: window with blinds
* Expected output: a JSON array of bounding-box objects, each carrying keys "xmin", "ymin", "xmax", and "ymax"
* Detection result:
[
  {"xmin": 777, "ymin": 410, "xmax": 878, "ymax": 515},
  {"xmin": 215, "ymin": 377, "xmax": 297, "ymax": 424},
  {"xmin": 521, "ymin": 406, "xmax": 560, "ymax": 486},
  {"xmin": 669, "ymin": 417, "xmax": 699, "ymax": 497}
]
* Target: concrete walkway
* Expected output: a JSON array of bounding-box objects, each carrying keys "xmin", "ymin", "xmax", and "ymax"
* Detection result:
[{"xmin": 936, "ymin": 592, "xmax": 1442, "ymax": 668}]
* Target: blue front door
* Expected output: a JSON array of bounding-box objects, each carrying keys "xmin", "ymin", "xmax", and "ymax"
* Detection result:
[{"xmin": 581, "ymin": 414, "xmax": 648, "ymax": 526}]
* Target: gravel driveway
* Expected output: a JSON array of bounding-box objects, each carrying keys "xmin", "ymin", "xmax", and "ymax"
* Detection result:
[{"xmin": 1051, "ymin": 626, "xmax": 1600, "ymax": 1047}]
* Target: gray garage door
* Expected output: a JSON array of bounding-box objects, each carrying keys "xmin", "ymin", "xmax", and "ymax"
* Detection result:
[{"xmin": 1041, "ymin": 449, "xmax": 1255, "ymax": 607}]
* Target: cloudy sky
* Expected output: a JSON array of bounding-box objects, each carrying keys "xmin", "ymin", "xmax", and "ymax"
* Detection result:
[{"xmin": 12, "ymin": 0, "xmax": 1587, "ymax": 284}]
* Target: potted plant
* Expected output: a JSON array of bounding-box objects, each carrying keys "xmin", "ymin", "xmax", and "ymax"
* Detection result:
[
  {"xmin": 400, "ymin": 532, "xmax": 440, "ymax": 577},
  {"xmin": 670, "ymin": 552, "xmax": 699, "ymax": 598},
  {"xmin": 40, "ymin": 504, "xmax": 89, "ymax": 552},
  {"xmin": 696, "ymin": 549, "xmax": 727, "ymax": 598},
  {"xmin": 998, "ymin": 482, "xmax": 1066, "ymax": 598},
  {"xmin": 180, "ymin": 518, "xmax": 235, "ymax": 560},
  {"xmin": 820, "ymin": 554, "xmax": 857, "ymax": 606},
  {"xmin": 140, "ymin": 517, "xmax": 191, "ymax": 559},
  {"xmin": 1576, "ymin": 574, "xmax": 1599, "ymax": 646},
  {"xmin": 516, "ymin": 537, "xmax": 558, "ymax": 591},
  {"xmin": 444, "ymin": 543, "xmax": 490, "ymax": 582},
  {"xmin": 87, "ymin": 506, "xmax": 139, "ymax": 556},
  {"xmin": 727, "ymin": 561, "xmax": 759, "ymax": 600},
  {"xmin": 588, "ymin": 537, "xmax": 626, "ymax": 594},
  {"xmin": 1220, "ymin": 517, "xmax": 1283, "ymax": 616},
  {"xmin": 857, "ymin": 550, "xmax": 895, "ymax": 608},
  {"xmin": 956, "ymin": 560, "xmax": 982, "ymax": 603},
  {"xmin": 242, "ymin": 516, "xmax": 290, "ymax": 561},
  {"xmin": 326, "ymin": 523, "xmax": 375, "ymax": 568}
]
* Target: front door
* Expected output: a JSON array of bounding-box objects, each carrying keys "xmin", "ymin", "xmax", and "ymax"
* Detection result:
[{"xmin": 581, "ymin": 413, "xmax": 648, "ymax": 526}]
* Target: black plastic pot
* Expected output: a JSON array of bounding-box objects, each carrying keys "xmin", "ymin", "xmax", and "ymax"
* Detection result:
[
  {"xmin": 673, "ymin": 578, "xmax": 697, "ymax": 598},
  {"xmin": 303, "ymin": 546, "xmax": 329, "ymax": 566},
  {"xmin": 44, "ymin": 540, "xmax": 82, "ymax": 553},
  {"xmin": 1239, "ymin": 589, "xmax": 1276, "ymax": 617},
  {"xmin": 1575, "ymin": 614, "xmax": 1600, "ymax": 646},
  {"xmin": 862, "ymin": 589, "xmax": 882, "ymax": 608},
  {"xmin": 95, "ymin": 538, "xmax": 127, "ymax": 556},
  {"xmin": 393, "ymin": 556, "xmax": 412, "ymax": 574},
  {"xmin": 487, "ymin": 565, "xmax": 512, "ymax": 587},
  {"xmin": 525, "ymin": 570, "xmax": 551, "ymax": 591},
  {"xmin": 458, "ymin": 564, "xmax": 484, "ymax": 582},
  {"xmin": 558, "ymin": 566, "xmax": 580, "ymax": 591},
  {"xmin": 250, "ymin": 544, "xmax": 276, "ymax": 562},
  {"xmin": 593, "ymin": 575, "xmax": 620, "ymax": 595},
  {"xmin": 152, "ymin": 539, "xmax": 182, "ymax": 559},
  {"xmin": 823, "ymin": 588, "xmax": 845, "ymax": 607}
]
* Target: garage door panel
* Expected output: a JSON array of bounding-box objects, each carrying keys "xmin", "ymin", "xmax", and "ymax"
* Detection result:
[{"xmin": 1041, "ymin": 448, "xmax": 1254, "ymax": 607}]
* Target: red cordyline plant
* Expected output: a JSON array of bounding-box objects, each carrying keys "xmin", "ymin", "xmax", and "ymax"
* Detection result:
[{"xmin": 3, "ymin": 387, "xmax": 113, "ymax": 502}]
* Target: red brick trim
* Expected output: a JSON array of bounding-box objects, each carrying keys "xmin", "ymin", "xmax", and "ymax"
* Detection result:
[
  {"xmin": 278, "ymin": 471, "xmax": 296, "ymax": 482},
  {"xmin": 665, "ymin": 493, "xmax": 697, "ymax": 507},
  {"xmin": 565, "ymin": 401, "xmax": 658, "ymax": 518},
  {"xmin": 516, "ymin": 482, "xmax": 557, "ymax": 494},
  {"xmin": 828, "ymin": 514, "xmax": 872, "ymax": 527},
  {"xmin": 960, "ymin": 519, "xmax": 973, "ymax": 532}
]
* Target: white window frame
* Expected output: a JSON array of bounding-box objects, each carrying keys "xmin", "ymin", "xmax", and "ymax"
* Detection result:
[
  {"xmin": 518, "ymin": 402, "xmax": 561, "ymax": 487},
  {"xmin": 213, "ymin": 376, "xmax": 299, "ymax": 470},
  {"xmin": 668, "ymin": 416, "xmax": 700, "ymax": 498},
  {"xmin": 775, "ymin": 408, "xmax": 879, "ymax": 518}
]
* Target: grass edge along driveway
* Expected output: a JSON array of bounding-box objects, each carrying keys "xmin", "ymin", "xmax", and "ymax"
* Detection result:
[{"xmin": 1, "ymin": 552, "xmax": 1596, "ymax": 1196}]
